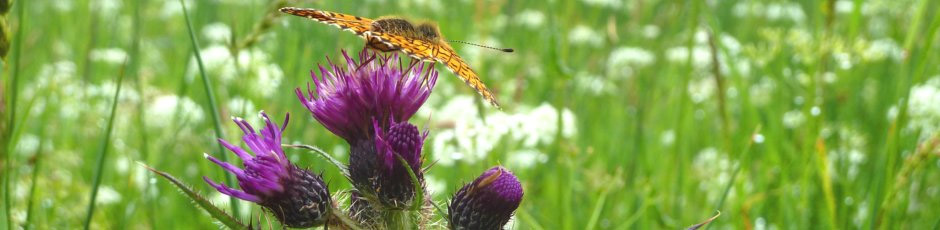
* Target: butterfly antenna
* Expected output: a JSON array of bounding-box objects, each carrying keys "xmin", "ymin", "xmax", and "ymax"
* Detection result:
[{"xmin": 448, "ymin": 40, "xmax": 514, "ymax": 53}]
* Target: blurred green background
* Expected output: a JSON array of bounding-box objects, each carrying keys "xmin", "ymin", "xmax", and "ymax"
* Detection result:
[{"xmin": 2, "ymin": 0, "xmax": 940, "ymax": 229}]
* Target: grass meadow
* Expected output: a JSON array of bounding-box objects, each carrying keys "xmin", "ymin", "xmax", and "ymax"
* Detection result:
[{"xmin": 2, "ymin": 0, "xmax": 940, "ymax": 229}]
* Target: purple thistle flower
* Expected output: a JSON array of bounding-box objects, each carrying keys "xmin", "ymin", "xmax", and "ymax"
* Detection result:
[
  {"xmin": 296, "ymin": 49, "xmax": 438, "ymax": 144},
  {"xmin": 449, "ymin": 166, "xmax": 523, "ymax": 230},
  {"xmin": 204, "ymin": 112, "xmax": 331, "ymax": 228},
  {"xmin": 349, "ymin": 119, "xmax": 427, "ymax": 209}
]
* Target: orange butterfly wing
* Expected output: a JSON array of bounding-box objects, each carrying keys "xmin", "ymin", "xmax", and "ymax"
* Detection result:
[
  {"xmin": 279, "ymin": 7, "xmax": 373, "ymax": 37},
  {"xmin": 431, "ymin": 44, "xmax": 500, "ymax": 108},
  {"xmin": 366, "ymin": 31, "xmax": 501, "ymax": 108},
  {"xmin": 281, "ymin": 7, "xmax": 501, "ymax": 108}
]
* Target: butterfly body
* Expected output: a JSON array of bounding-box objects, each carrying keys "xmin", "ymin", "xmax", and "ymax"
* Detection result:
[{"xmin": 280, "ymin": 7, "xmax": 501, "ymax": 108}]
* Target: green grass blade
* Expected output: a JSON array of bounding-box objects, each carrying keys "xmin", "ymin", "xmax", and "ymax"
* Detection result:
[
  {"xmin": 3, "ymin": 0, "xmax": 26, "ymax": 228},
  {"xmin": 23, "ymin": 89, "xmax": 53, "ymax": 230},
  {"xmin": 687, "ymin": 211, "xmax": 720, "ymax": 230},
  {"xmin": 82, "ymin": 59, "xmax": 127, "ymax": 230},
  {"xmin": 23, "ymin": 132, "xmax": 44, "ymax": 230},
  {"xmin": 139, "ymin": 162, "xmax": 248, "ymax": 230},
  {"xmin": 128, "ymin": 0, "xmax": 156, "ymax": 227},
  {"xmin": 178, "ymin": 0, "xmax": 239, "ymax": 217},
  {"xmin": 585, "ymin": 189, "xmax": 609, "ymax": 229}
]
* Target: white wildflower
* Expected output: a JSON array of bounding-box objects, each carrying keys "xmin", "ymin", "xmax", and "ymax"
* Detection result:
[
  {"xmin": 186, "ymin": 45, "xmax": 283, "ymax": 96},
  {"xmin": 752, "ymin": 134, "xmax": 765, "ymax": 144},
  {"xmin": 515, "ymin": 9, "xmax": 546, "ymax": 29},
  {"xmin": 607, "ymin": 46, "xmax": 655, "ymax": 79},
  {"xmin": 782, "ymin": 110, "xmax": 805, "ymax": 129},
  {"xmin": 907, "ymin": 77, "xmax": 940, "ymax": 136},
  {"xmin": 863, "ymin": 38, "xmax": 904, "ymax": 62},
  {"xmin": 642, "ymin": 25, "xmax": 660, "ymax": 39},
  {"xmin": 226, "ymin": 97, "xmax": 256, "ymax": 117},
  {"xmin": 47, "ymin": 0, "xmax": 75, "ymax": 12},
  {"xmin": 661, "ymin": 129, "xmax": 676, "ymax": 146},
  {"xmin": 574, "ymin": 72, "xmax": 614, "ymax": 95},
  {"xmin": 688, "ymin": 77, "xmax": 716, "ymax": 103},
  {"xmin": 96, "ymin": 186, "xmax": 122, "ymax": 205},
  {"xmin": 161, "ymin": 0, "xmax": 194, "ymax": 18},
  {"xmin": 91, "ymin": 0, "xmax": 122, "ymax": 15},
  {"xmin": 832, "ymin": 51, "xmax": 854, "ymax": 70},
  {"xmin": 146, "ymin": 95, "xmax": 205, "ymax": 129},
  {"xmin": 202, "ymin": 22, "xmax": 233, "ymax": 44},
  {"xmin": 692, "ymin": 148, "xmax": 735, "ymax": 202},
  {"xmin": 582, "ymin": 0, "xmax": 623, "ymax": 9},
  {"xmin": 251, "ymin": 63, "xmax": 284, "ymax": 97},
  {"xmin": 427, "ymin": 97, "xmax": 577, "ymax": 165},
  {"xmin": 15, "ymin": 134, "xmax": 40, "ymax": 156},
  {"xmin": 506, "ymin": 149, "xmax": 548, "ymax": 169},
  {"xmin": 665, "ymin": 46, "xmax": 712, "ymax": 69},
  {"xmin": 749, "ymin": 78, "xmax": 776, "ymax": 107},
  {"xmin": 90, "ymin": 48, "xmax": 128, "ymax": 65},
  {"xmin": 568, "ymin": 25, "xmax": 604, "ymax": 47},
  {"xmin": 732, "ymin": 2, "xmax": 806, "ymax": 22}
]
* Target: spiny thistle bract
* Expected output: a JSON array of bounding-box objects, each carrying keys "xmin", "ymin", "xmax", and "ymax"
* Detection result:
[
  {"xmin": 203, "ymin": 112, "xmax": 331, "ymax": 228},
  {"xmin": 449, "ymin": 166, "xmax": 524, "ymax": 230}
]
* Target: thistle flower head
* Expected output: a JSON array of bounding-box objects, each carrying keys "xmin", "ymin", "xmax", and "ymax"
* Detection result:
[
  {"xmin": 296, "ymin": 50, "xmax": 437, "ymax": 144},
  {"xmin": 203, "ymin": 112, "xmax": 331, "ymax": 228},
  {"xmin": 349, "ymin": 119, "xmax": 427, "ymax": 209},
  {"xmin": 449, "ymin": 166, "xmax": 523, "ymax": 230},
  {"xmin": 374, "ymin": 118, "xmax": 426, "ymax": 174}
]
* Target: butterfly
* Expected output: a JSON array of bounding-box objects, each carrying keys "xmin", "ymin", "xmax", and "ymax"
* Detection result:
[{"xmin": 279, "ymin": 7, "xmax": 507, "ymax": 109}]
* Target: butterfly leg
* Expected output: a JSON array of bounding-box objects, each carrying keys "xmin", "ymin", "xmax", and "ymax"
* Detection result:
[
  {"xmin": 423, "ymin": 61, "xmax": 435, "ymax": 88},
  {"xmin": 402, "ymin": 58, "xmax": 419, "ymax": 76}
]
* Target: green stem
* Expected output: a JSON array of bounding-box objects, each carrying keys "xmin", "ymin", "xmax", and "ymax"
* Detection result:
[
  {"xmin": 82, "ymin": 60, "xmax": 127, "ymax": 230},
  {"xmin": 4, "ymin": 1, "xmax": 25, "ymax": 228},
  {"xmin": 23, "ymin": 89, "xmax": 53, "ymax": 230},
  {"xmin": 179, "ymin": 0, "xmax": 238, "ymax": 217},
  {"xmin": 329, "ymin": 207, "xmax": 364, "ymax": 230},
  {"xmin": 673, "ymin": 0, "xmax": 701, "ymax": 222},
  {"xmin": 384, "ymin": 210, "xmax": 414, "ymax": 230}
]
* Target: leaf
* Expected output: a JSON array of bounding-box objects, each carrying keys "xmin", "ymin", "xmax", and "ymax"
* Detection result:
[
  {"xmin": 284, "ymin": 144, "xmax": 351, "ymax": 180},
  {"xmin": 395, "ymin": 154, "xmax": 423, "ymax": 211},
  {"xmin": 687, "ymin": 211, "xmax": 721, "ymax": 230},
  {"xmin": 139, "ymin": 162, "xmax": 248, "ymax": 230}
]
